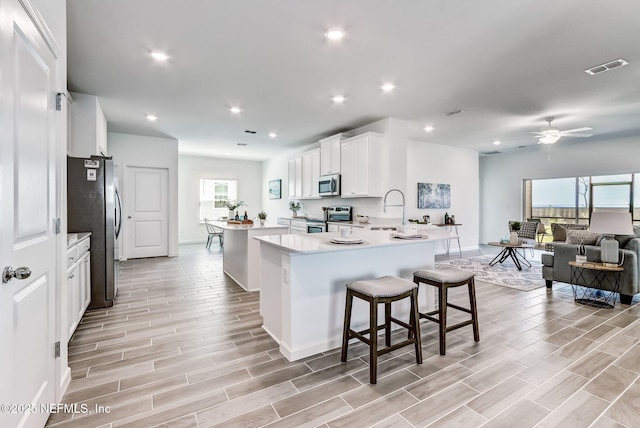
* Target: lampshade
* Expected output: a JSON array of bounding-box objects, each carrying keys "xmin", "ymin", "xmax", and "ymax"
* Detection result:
[{"xmin": 589, "ymin": 212, "xmax": 634, "ymax": 235}]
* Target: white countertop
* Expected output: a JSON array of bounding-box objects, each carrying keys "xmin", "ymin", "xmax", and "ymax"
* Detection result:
[
  {"xmin": 214, "ymin": 221, "xmax": 289, "ymax": 231},
  {"xmin": 254, "ymin": 226, "xmax": 453, "ymax": 254},
  {"xmin": 67, "ymin": 232, "xmax": 91, "ymax": 248}
]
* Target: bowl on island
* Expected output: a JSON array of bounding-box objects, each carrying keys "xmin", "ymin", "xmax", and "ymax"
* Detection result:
[{"xmin": 356, "ymin": 215, "xmax": 369, "ymax": 224}]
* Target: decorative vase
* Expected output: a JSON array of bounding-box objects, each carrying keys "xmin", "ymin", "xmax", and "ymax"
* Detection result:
[
  {"xmin": 260, "ymin": 219, "xmax": 265, "ymax": 226},
  {"xmin": 228, "ymin": 210, "xmax": 234, "ymax": 220},
  {"xmin": 576, "ymin": 255, "xmax": 587, "ymax": 264},
  {"xmin": 509, "ymin": 231, "xmax": 519, "ymax": 244}
]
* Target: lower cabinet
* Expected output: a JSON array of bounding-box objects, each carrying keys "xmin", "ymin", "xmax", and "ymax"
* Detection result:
[{"xmin": 67, "ymin": 235, "xmax": 91, "ymax": 339}]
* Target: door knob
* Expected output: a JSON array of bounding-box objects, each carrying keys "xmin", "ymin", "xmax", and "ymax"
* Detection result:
[
  {"xmin": 2, "ymin": 266, "xmax": 32, "ymax": 284},
  {"xmin": 128, "ymin": 215, "xmax": 132, "ymax": 219}
]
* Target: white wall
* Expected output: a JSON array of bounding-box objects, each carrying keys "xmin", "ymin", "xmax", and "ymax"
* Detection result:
[
  {"xmin": 480, "ymin": 137, "xmax": 640, "ymax": 243},
  {"xmin": 178, "ymin": 155, "xmax": 262, "ymax": 243},
  {"xmin": 407, "ymin": 140, "xmax": 480, "ymax": 251},
  {"xmin": 108, "ymin": 132, "xmax": 179, "ymax": 257}
]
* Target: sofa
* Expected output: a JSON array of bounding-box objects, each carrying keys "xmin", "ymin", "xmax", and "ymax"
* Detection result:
[{"xmin": 542, "ymin": 226, "xmax": 640, "ymax": 304}]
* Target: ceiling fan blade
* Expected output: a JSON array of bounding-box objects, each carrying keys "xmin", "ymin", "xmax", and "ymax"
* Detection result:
[
  {"xmin": 560, "ymin": 133, "xmax": 593, "ymax": 138},
  {"xmin": 561, "ymin": 127, "xmax": 592, "ymax": 133}
]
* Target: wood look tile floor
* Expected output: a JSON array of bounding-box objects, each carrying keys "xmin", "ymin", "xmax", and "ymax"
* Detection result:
[{"xmin": 46, "ymin": 244, "xmax": 640, "ymax": 428}]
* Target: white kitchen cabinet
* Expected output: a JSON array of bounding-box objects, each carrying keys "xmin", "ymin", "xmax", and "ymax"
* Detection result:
[
  {"xmin": 67, "ymin": 234, "xmax": 91, "ymax": 339},
  {"xmin": 288, "ymin": 156, "xmax": 302, "ymax": 199},
  {"xmin": 327, "ymin": 224, "xmax": 339, "ymax": 232},
  {"xmin": 320, "ymin": 134, "xmax": 343, "ymax": 175},
  {"xmin": 289, "ymin": 149, "xmax": 321, "ymax": 199},
  {"xmin": 301, "ymin": 149, "xmax": 320, "ymax": 198},
  {"xmin": 340, "ymin": 132, "xmax": 384, "ymax": 197}
]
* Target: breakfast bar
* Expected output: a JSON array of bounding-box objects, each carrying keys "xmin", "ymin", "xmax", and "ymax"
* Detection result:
[{"xmin": 254, "ymin": 227, "xmax": 452, "ymax": 361}]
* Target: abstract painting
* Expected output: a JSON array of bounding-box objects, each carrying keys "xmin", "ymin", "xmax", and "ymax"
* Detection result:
[
  {"xmin": 269, "ymin": 179, "xmax": 281, "ymax": 199},
  {"xmin": 417, "ymin": 183, "xmax": 450, "ymax": 209}
]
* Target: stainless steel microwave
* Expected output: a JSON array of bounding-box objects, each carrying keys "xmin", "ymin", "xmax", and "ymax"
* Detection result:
[{"xmin": 318, "ymin": 173, "xmax": 340, "ymax": 196}]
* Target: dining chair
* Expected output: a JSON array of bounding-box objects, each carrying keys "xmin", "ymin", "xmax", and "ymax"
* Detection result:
[{"xmin": 204, "ymin": 218, "xmax": 223, "ymax": 248}]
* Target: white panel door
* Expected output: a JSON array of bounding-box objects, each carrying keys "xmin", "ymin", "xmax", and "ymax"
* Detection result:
[
  {"xmin": 125, "ymin": 166, "xmax": 169, "ymax": 259},
  {"xmin": 0, "ymin": 0, "xmax": 59, "ymax": 426}
]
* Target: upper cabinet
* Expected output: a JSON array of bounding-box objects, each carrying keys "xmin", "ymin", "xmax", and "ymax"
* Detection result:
[
  {"xmin": 320, "ymin": 133, "xmax": 345, "ymax": 175},
  {"xmin": 288, "ymin": 156, "xmax": 302, "ymax": 199},
  {"xmin": 68, "ymin": 92, "xmax": 107, "ymax": 157},
  {"xmin": 288, "ymin": 148, "xmax": 321, "ymax": 199},
  {"xmin": 340, "ymin": 132, "xmax": 384, "ymax": 198},
  {"xmin": 301, "ymin": 149, "xmax": 320, "ymax": 198}
]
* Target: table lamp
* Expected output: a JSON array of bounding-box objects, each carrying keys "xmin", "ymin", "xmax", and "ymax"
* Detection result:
[{"xmin": 589, "ymin": 212, "xmax": 634, "ymax": 267}]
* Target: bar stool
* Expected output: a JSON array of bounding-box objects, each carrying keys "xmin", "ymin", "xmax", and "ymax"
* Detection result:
[
  {"xmin": 413, "ymin": 267, "xmax": 479, "ymax": 355},
  {"xmin": 341, "ymin": 276, "xmax": 422, "ymax": 384}
]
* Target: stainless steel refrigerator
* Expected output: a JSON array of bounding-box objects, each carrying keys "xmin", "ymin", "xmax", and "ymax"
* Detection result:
[{"xmin": 67, "ymin": 156, "xmax": 122, "ymax": 308}]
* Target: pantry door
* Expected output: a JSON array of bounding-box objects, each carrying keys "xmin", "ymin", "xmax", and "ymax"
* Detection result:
[
  {"xmin": 0, "ymin": 0, "xmax": 60, "ymax": 426},
  {"xmin": 124, "ymin": 166, "xmax": 169, "ymax": 259}
]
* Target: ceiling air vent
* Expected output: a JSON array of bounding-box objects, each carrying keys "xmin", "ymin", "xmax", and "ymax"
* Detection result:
[
  {"xmin": 482, "ymin": 151, "xmax": 502, "ymax": 155},
  {"xmin": 236, "ymin": 143, "xmax": 248, "ymax": 146},
  {"xmin": 244, "ymin": 130, "xmax": 257, "ymax": 134},
  {"xmin": 585, "ymin": 59, "xmax": 628, "ymax": 75},
  {"xmin": 444, "ymin": 108, "xmax": 463, "ymax": 116}
]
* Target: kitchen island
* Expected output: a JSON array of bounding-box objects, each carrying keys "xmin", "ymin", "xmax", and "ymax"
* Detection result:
[
  {"xmin": 254, "ymin": 226, "xmax": 452, "ymax": 361},
  {"xmin": 215, "ymin": 222, "xmax": 289, "ymax": 291}
]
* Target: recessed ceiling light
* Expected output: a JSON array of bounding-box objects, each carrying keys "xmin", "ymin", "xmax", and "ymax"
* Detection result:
[
  {"xmin": 225, "ymin": 152, "xmax": 231, "ymax": 156},
  {"xmin": 424, "ymin": 125, "xmax": 434, "ymax": 132},
  {"xmin": 493, "ymin": 140, "xmax": 501, "ymax": 145},
  {"xmin": 229, "ymin": 106, "xmax": 242, "ymax": 114},
  {"xmin": 324, "ymin": 28, "xmax": 345, "ymax": 41},
  {"xmin": 269, "ymin": 132, "xmax": 277, "ymax": 138},
  {"xmin": 381, "ymin": 83, "xmax": 395, "ymax": 93},
  {"xmin": 332, "ymin": 95, "xmax": 345, "ymax": 104},
  {"xmin": 146, "ymin": 114, "xmax": 158, "ymax": 121},
  {"xmin": 150, "ymin": 50, "xmax": 169, "ymax": 61}
]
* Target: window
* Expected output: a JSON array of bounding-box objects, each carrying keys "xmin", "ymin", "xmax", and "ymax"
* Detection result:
[
  {"xmin": 525, "ymin": 173, "xmax": 640, "ymax": 234},
  {"xmin": 199, "ymin": 179, "xmax": 237, "ymax": 222}
]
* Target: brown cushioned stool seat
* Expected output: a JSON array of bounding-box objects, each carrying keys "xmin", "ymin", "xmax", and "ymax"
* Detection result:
[
  {"xmin": 413, "ymin": 267, "xmax": 479, "ymax": 355},
  {"xmin": 341, "ymin": 276, "xmax": 422, "ymax": 384}
]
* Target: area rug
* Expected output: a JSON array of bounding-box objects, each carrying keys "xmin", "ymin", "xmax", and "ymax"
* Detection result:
[{"xmin": 436, "ymin": 255, "xmax": 545, "ymax": 291}]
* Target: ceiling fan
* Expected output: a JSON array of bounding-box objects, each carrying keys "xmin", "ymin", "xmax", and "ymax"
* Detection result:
[{"xmin": 533, "ymin": 117, "xmax": 593, "ymax": 144}]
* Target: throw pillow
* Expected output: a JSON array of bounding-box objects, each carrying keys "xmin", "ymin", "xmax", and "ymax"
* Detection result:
[
  {"xmin": 565, "ymin": 229, "xmax": 600, "ymax": 245},
  {"xmin": 551, "ymin": 223, "xmax": 588, "ymax": 242}
]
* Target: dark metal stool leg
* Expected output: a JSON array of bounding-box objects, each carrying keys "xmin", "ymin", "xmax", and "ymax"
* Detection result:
[
  {"xmin": 340, "ymin": 289, "xmax": 353, "ymax": 362},
  {"xmin": 468, "ymin": 277, "xmax": 480, "ymax": 342},
  {"xmin": 369, "ymin": 297, "xmax": 378, "ymax": 384},
  {"xmin": 438, "ymin": 284, "xmax": 447, "ymax": 355},
  {"xmin": 411, "ymin": 289, "xmax": 423, "ymax": 363},
  {"xmin": 385, "ymin": 302, "xmax": 391, "ymax": 347}
]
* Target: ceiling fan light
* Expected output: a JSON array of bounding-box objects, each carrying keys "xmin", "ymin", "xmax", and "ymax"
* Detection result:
[{"xmin": 539, "ymin": 134, "xmax": 561, "ymax": 144}]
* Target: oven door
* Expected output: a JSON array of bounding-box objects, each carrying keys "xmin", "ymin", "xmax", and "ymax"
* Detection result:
[{"xmin": 307, "ymin": 223, "xmax": 326, "ymax": 233}]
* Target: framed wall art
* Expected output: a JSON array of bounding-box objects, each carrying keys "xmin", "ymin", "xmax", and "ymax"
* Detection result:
[
  {"xmin": 269, "ymin": 179, "xmax": 281, "ymax": 199},
  {"xmin": 417, "ymin": 182, "xmax": 450, "ymax": 209}
]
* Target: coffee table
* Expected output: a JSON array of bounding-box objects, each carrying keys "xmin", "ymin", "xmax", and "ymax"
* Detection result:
[{"xmin": 488, "ymin": 242, "xmax": 535, "ymax": 270}]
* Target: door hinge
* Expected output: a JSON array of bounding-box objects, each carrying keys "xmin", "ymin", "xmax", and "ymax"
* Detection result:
[
  {"xmin": 54, "ymin": 341, "xmax": 60, "ymax": 358},
  {"xmin": 56, "ymin": 92, "xmax": 66, "ymax": 111},
  {"xmin": 55, "ymin": 218, "xmax": 61, "ymax": 234}
]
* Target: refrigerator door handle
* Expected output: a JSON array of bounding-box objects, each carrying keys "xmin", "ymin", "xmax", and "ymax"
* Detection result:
[{"xmin": 115, "ymin": 187, "xmax": 122, "ymax": 239}]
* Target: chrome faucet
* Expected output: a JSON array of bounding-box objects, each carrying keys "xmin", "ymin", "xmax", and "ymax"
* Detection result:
[{"xmin": 383, "ymin": 189, "xmax": 406, "ymax": 225}]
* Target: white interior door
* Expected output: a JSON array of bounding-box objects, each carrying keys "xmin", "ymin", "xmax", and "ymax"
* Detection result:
[
  {"xmin": 0, "ymin": 0, "xmax": 59, "ymax": 426},
  {"xmin": 125, "ymin": 166, "xmax": 169, "ymax": 259}
]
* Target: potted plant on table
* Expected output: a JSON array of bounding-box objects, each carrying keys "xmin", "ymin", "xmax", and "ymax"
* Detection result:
[
  {"xmin": 289, "ymin": 201, "xmax": 301, "ymax": 217},
  {"xmin": 258, "ymin": 211, "xmax": 267, "ymax": 226},
  {"xmin": 223, "ymin": 200, "xmax": 245, "ymax": 220},
  {"xmin": 510, "ymin": 221, "xmax": 521, "ymax": 244}
]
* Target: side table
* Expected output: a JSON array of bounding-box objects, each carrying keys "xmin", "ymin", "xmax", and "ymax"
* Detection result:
[
  {"xmin": 568, "ymin": 261, "xmax": 623, "ymax": 309},
  {"xmin": 434, "ymin": 223, "xmax": 462, "ymax": 257}
]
